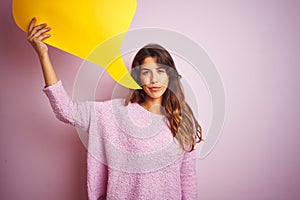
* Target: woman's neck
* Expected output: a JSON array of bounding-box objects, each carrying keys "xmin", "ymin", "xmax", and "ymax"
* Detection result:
[{"xmin": 140, "ymin": 97, "xmax": 163, "ymax": 115}]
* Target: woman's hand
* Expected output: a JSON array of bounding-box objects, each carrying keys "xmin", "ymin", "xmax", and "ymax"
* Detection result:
[
  {"xmin": 27, "ymin": 17, "xmax": 58, "ymax": 86},
  {"xmin": 27, "ymin": 17, "xmax": 51, "ymax": 57}
]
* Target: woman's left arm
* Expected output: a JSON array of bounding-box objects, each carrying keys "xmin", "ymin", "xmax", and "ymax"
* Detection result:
[{"xmin": 180, "ymin": 150, "xmax": 198, "ymax": 200}]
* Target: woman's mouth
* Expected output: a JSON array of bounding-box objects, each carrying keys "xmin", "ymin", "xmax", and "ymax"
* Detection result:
[{"xmin": 149, "ymin": 86, "xmax": 161, "ymax": 91}]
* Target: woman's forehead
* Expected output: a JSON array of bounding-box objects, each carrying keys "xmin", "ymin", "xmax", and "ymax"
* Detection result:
[
  {"xmin": 141, "ymin": 57, "xmax": 168, "ymax": 69},
  {"xmin": 140, "ymin": 63, "xmax": 160, "ymax": 70},
  {"xmin": 142, "ymin": 57, "xmax": 157, "ymax": 65}
]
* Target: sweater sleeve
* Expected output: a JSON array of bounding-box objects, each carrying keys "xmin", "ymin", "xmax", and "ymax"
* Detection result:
[
  {"xmin": 180, "ymin": 149, "xmax": 198, "ymax": 200},
  {"xmin": 42, "ymin": 80, "xmax": 95, "ymax": 132}
]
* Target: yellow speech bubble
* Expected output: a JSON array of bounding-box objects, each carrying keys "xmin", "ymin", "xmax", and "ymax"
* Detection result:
[{"xmin": 13, "ymin": 0, "xmax": 140, "ymax": 89}]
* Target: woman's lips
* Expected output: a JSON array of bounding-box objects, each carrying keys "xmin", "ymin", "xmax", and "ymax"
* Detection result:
[{"xmin": 149, "ymin": 86, "xmax": 161, "ymax": 91}]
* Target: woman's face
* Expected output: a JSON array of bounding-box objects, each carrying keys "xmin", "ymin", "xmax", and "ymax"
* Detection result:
[{"xmin": 139, "ymin": 57, "xmax": 169, "ymax": 102}]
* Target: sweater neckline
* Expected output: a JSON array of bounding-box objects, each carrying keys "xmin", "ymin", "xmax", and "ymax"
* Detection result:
[
  {"xmin": 111, "ymin": 99, "xmax": 166, "ymax": 139},
  {"xmin": 130, "ymin": 102, "xmax": 166, "ymax": 119}
]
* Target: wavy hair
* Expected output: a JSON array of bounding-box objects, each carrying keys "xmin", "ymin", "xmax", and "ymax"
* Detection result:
[{"xmin": 125, "ymin": 43, "xmax": 203, "ymax": 152}]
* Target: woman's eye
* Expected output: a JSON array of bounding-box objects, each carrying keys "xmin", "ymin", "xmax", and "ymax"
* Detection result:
[
  {"xmin": 157, "ymin": 69, "xmax": 165, "ymax": 73},
  {"xmin": 142, "ymin": 71, "xmax": 149, "ymax": 75}
]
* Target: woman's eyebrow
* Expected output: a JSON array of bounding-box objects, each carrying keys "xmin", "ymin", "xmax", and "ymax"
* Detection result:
[
  {"xmin": 140, "ymin": 67, "xmax": 150, "ymax": 70},
  {"xmin": 156, "ymin": 66, "xmax": 167, "ymax": 71},
  {"xmin": 140, "ymin": 65, "xmax": 164, "ymax": 70}
]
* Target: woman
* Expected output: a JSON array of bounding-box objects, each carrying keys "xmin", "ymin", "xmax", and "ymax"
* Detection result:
[{"xmin": 27, "ymin": 17, "xmax": 203, "ymax": 200}]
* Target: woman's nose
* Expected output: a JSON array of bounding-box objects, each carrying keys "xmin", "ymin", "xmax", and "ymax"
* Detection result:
[{"xmin": 150, "ymin": 72, "xmax": 159, "ymax": 84}]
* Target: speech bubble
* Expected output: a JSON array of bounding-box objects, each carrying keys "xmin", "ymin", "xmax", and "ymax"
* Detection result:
[{"xmin": 12, "ymin": 0, "xmax": 140, "ymax": 89}]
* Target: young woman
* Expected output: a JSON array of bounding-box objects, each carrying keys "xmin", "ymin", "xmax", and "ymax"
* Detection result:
[{"xmin": 27, "ymin": 17, "xmax": 203, "ymax": 200}]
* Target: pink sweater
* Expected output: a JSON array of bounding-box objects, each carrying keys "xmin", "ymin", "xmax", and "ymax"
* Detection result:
[{"xmin": 43, "ymin": 81, "xmax": 198, "ymax": 200}]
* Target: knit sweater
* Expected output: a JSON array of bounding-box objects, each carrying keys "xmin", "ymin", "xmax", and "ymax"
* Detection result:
[{"xmin": 43, "ymin": 80, "xmax": 198, "ymax": 200}]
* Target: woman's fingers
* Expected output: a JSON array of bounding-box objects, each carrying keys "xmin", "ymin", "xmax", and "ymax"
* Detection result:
[
  {"xmin": 27, "ymin": 17, "xmax": 51, "ymax": 55},
  {"xmin": 27, "ymin": 17, "xmax": 52, "ymax": 43},
  {"xmin": 34, "ymin": 26, "xmax": 51, "ymax": 38},
  {"xmin": 27, "ymin": 17, "xmax": 36, "ymax": 34},
  {"xmin": 38, "ymin": 34, "xmax": 51, "ymax": 41},
  {"xmin": 28, "ymin": 26, "xmax": 51, "ymax": 42},
  {"xmin": 28, "ymin": 23, "xmax": 48, "ymax": 39}
]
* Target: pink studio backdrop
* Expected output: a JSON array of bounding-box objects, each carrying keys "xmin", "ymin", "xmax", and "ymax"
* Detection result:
[{"xmin": 1, "ymin": 0, "xmax": 300, "ymax": 199}]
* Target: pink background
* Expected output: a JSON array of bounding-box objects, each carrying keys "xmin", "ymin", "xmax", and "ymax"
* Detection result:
[{"xmin": 1, "ymin": 0, "xmax": 300, "ymax": 199}]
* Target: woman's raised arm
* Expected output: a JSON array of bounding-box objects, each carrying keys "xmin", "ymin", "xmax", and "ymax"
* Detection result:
[{"xmin": 27, "ymin": 17, "xmax": 58, "ymax": 87}]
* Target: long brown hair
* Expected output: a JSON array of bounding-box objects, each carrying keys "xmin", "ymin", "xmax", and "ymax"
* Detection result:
[{"xmin": 125, "ymin": 43, "xmax": 203, "ymax": 152}]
